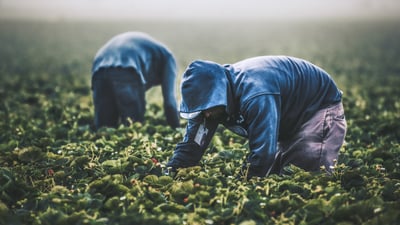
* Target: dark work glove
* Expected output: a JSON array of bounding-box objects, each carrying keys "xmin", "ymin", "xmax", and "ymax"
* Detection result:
[{"xmin": 166, "ymin": 142, "xmax": 204, "ymax": 170}]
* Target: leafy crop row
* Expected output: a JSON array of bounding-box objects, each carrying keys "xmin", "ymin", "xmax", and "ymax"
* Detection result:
[{"xmin": 0, "ymin": 19, "xmax": 399, "ymax": 224}]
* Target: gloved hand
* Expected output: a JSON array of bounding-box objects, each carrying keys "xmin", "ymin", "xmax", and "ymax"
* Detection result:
[{"xmin": 166, "ymin": 142, "xmax": 204, "ymax": 171}]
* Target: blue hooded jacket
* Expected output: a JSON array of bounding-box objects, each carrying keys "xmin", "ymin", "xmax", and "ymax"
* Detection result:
[
  {"xmin": 92, "ymin": 32, "xmax": 179, "ymax": 128},
  {"xmin": 167, "ymin": 56, "xmax": 342, "ymax": 177}
]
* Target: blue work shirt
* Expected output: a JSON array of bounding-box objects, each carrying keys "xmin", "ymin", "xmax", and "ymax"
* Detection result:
[{"xmin": 167, "ymin": 56, "xmax": 342, "ymax": 176}]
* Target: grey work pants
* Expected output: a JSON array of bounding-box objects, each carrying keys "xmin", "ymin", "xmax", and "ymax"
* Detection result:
[
  {"xmin": 268, "ymin": 102, "xmax": 347, "ymax": 175},
  {"xmin": 92, "ymin": 68, "xmax": 145, "ymax": 130}
]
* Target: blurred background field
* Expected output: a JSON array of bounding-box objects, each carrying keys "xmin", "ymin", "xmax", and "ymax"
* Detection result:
[
  {"xmin": 1, "ymin": 1, "xmax": 400, "ymax": 224},
  {"xmin": 1, "ymin": 18, "xmax": 399, "ymax": 104}
]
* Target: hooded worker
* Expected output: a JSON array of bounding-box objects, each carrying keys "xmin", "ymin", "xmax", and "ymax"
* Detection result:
[
  {"xmin": 166, "ymin": 56, "xmax": 347, "ymax": 178},
  {"xmin": 91, "ymin": 32, "xmax": 180, "ymax": 130}
]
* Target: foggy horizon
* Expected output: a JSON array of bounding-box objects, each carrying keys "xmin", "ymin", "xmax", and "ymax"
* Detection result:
[{"xmin": 1, "ymin": 0, "xmax": 400, "ymax": 22}]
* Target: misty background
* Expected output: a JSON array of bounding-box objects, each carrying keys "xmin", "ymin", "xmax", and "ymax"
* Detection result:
[{"xmin": 1, "ymin": 0, "xmax": 399, "ymax": 21}]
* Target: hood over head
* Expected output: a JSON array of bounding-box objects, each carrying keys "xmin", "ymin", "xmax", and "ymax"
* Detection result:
[{"xmin": 180, "ymin": 60, "xmax": 228, "ymax": 119}]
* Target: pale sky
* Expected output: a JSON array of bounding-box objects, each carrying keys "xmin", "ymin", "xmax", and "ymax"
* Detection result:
[{"xmin": 0, "ymin": 0, "xmax": 399, "ymax": 21}]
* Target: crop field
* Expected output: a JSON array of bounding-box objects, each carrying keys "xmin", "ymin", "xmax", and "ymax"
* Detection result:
[{"xmin": 0, "ymin": 19, "xmax": 399, "ymax": 224}]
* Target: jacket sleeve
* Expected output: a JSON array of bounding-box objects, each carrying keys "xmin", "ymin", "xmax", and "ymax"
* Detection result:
[
  {"xmin": 161, "ymin": 55, "xmax": 180, "ymax": 128},
  {"xmin": 241, "ymin": 94, "xmax": 280, "ymax": 177},
  {"xmin": 166, "ymin": 115, "xmax": 219, "ymax": 169}
]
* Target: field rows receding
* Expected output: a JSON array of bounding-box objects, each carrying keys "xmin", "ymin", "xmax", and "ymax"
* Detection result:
[{"xmin": 0, "ymin": 19, "xmax": 399, "ymax": 225}]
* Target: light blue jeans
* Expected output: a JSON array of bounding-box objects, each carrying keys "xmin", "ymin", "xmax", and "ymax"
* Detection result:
[{"xmin": 269, "ymin": 102, "xmax": 347, "ymax": 175}]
